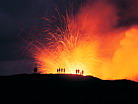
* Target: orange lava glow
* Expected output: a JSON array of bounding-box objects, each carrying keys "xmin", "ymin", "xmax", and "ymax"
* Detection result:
[
  {"xmin": 30, "ymin": 1, "xmax": 138, "ymax": 81},
  {"xmin": 32, "ymin": 15, "xmax": 99, "ymax": 75}
]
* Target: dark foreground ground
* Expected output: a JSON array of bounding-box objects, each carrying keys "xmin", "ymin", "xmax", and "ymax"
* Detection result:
[{"xmin": 0, "ymin": 74, "xmax": 138, "ymax": 104}]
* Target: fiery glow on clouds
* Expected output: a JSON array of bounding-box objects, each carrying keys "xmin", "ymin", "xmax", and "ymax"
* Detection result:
[{"xmin": 30, "ymin": 0, "xmax": 138, "ymax": 81}]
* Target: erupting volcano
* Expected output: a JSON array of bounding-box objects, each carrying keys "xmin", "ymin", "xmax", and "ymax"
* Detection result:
[{"xmin": 29, "ymin": 0, "xmax": 138, "ymax": 82}]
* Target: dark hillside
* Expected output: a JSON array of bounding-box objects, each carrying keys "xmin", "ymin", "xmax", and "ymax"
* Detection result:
[{"xmin": 0, "ymin": 74, "xmax": 138, "ymax": 104}]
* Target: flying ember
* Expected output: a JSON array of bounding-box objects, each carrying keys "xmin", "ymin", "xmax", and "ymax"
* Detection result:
[
  {"xmin": 32, "ymin": 12, "xmax": 99, "ymax": 76},
  {"xmin": 29, "ymin": 0, "xmax": 138, "ymax": 81}
]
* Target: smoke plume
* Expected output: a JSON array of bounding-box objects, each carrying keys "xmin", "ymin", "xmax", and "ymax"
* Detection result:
[{"xmin": 75, "ymin": 0, "xmax": 138, "ymax": 81}]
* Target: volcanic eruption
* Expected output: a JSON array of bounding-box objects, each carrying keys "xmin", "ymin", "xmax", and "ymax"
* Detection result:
[{"xmin": 28, "ymin": 0, "xmax": 138, "ymax": 81}]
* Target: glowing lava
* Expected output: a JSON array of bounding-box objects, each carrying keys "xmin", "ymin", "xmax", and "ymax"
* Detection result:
[
  {"xmin": 32, "ymin": 16, "xmax": 99, "ymax": 75},
  {"xmin": 30, "ymin": 0, "xmax": 138, "ymax": 81}
]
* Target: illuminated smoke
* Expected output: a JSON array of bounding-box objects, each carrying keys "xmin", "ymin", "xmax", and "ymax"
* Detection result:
[
  {"xmin": 29, "ymin": 0, "xmax": 138, "ymax": 81},
  {"xmin": 101, "ymin": 26, "xmax": 138, "ymax": 81}
]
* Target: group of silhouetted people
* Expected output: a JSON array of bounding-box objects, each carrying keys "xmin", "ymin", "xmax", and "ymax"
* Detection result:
[
  {"xmin": 57, "ymin": 68, "xmax": 65, "ymax": 73},
  {"xmin": 76, "ymin": 69, "xmax": 84, "ymax": 75},
  {"xmin": 57, "ymin": 68, "xmax": 84, "ymax": 75},
  {"xmin": 33, "ymin": 66, "xmax": 84, "ymax": 75}
]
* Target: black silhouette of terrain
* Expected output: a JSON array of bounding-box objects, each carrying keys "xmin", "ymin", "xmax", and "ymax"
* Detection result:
[{"xmin": 0, "ymin": 74, "xmax": 138, "ymax": 104}]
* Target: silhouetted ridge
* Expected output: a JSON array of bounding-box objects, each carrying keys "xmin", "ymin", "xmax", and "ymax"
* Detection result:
[{"xmin": 0, "ymin": 74, "xmax": 138, "ymax": 103}]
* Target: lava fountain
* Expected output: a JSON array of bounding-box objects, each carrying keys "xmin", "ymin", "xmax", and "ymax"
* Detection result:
[
  {"xmin": 29, "ymin": 0, "xmax": 138, "ymax": 81},
  {"xmin": 32, "ymin": 12, "xmax": 100, "ymax": 75}
]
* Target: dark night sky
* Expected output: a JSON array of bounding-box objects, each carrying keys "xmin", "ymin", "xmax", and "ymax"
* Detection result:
[
  {"xmin": 1, "ymin": 0, "xmax": 138, "ymax": 75},
  {"xmin": 0, "ymin": 0, "xmax": 58, "ymax": 75}
]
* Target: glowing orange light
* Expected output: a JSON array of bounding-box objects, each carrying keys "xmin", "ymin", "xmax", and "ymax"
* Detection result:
[
  {"xmin": 30, "ymin": 1, "xmax": 138, "ymax": 81},
  {"xmin": 32, "ymin": 16, "xmax": 99, "ymax": 76}
]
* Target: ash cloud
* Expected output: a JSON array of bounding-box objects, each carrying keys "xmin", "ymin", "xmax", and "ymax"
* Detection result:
[
  {"xmin": 83, "ymin": 0, "xmax": 138, "ymax": 27},
  {"xmin": 77, "ymin": 0, "xmax": 138, "ymax": 81},
  {"xmin": 111, "ymin": 0, "xmax": 138, "ymax": 26}
]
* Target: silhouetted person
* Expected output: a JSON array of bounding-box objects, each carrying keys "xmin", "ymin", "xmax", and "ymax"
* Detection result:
[
  {"xmin": 34, "ymin": 67, "xmax": 38, "ymax": 74},
  {"xmin": 59, "ymin": 68, "xmax": 61, "ymax": 72},
  {"xmin": 57, "ymin": 69, "xmax": 59, "ymax": 73},
  {"xmin": 63, "ymin": 68, "xmax": 65, "ymax": 73},
  {"xmin": 82, "ymin": 70, "xmax": 84, "ymax": 75},
  {"xmin": 76, "ymin": 69, "xmax": 78, "ymax": 74},
  {"xmin": 78, "ymin": 69, "xmax": 80, "ymax": 74},
  {"xmin": 61, "ymin": 68, "xmax": 63, "ymax": 72}
]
